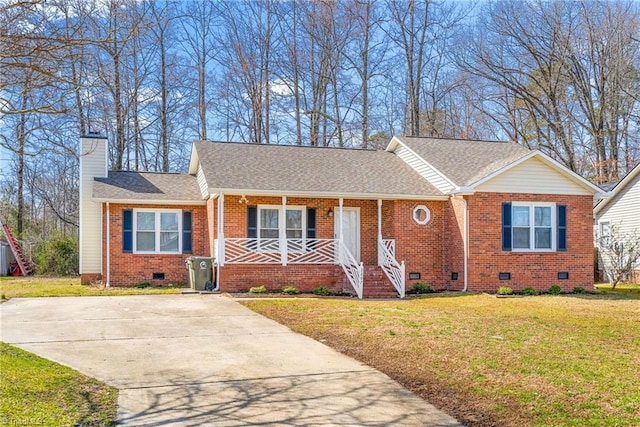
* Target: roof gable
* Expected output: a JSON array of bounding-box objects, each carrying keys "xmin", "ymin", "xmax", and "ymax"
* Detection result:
[
  {"xmin": 389, "ymin": 136, "xmax": 531, "ymax": 188},
  {"xmin": 475, "ymin": 153, "xmax": 599, "ymax": 195},
  {"xmin": 389, "ymin": 136, "xmax": 601, "ymax": 196}
]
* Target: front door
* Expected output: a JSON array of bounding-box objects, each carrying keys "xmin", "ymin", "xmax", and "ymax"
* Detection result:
[{"xmin": 335, "ymin": 207, "xmax": 360, "ymax": 262}]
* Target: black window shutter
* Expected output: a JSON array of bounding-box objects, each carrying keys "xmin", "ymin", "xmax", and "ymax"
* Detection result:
[
  {"xmin": 123, "ymin": 209, "xmax": 133, "ymax": 253},
  {"xmin": 247, "ymin": 206, "xmax": 257, "ymax": 250},
  {"xmin": 307, "ymin": 208, "xmax": 316, "ymax": 239},
  {"xmin": 182, "ymin": 211, "xmax": 192, "ymax": 253},
  {"xmin": 557, "ymin": 204, "xmax": 567, "ymax": 251},
  {"xmin": 502, "ymin": 202, "xmax": 512, "ymax": 251},
  {"xmin": 247, "ymin": 206, "xmax": 257, "ymax": 238}
]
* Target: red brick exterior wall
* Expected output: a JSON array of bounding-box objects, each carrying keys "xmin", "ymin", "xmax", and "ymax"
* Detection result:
[
  {"xmin": 98, "ymin": 203, "xmax": 209, "ymax": 286},
  {"xmin": 383, "ymin": 200, "xmax": 448, "ymax": 290},
  {"xmin": 92, "ymin": 192, "xmax": 594, "ymax": 294},
  {"xmin": 443, "ymin": 197, "xmax": 466, "ymax": 291},
  {"xmin": 464, "ymin": 193, "xmax": 594, "ymax": 293}
]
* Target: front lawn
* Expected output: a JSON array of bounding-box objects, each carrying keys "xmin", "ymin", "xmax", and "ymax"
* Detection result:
[
  {"xmin": 0, "ymin": 342, "xmax": 118, "ymax": 426},
  {"xmin": 243, "ymin": 294, "xmax": 640, "ymax": 427},
  {"xmin": 595, "ymin": 282, "xmax": 640, "ymax": 294},
  {"xmin": 0, "ymin": 276, "xmax": 183, "ymax": 299}
]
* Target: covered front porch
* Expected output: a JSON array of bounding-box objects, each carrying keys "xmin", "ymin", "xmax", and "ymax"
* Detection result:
[{"xmin": 211, "ymin": 194, "xmax": 406, "ymax": 298}]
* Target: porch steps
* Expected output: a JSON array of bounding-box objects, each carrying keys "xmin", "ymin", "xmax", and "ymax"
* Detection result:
[
  {"xmin": 363, "ymin": 266, "xmax": 400, "ymax": 298},
  {"xmin": 336, "ymin": 265, "xmax": 400, "ymax": 298}
]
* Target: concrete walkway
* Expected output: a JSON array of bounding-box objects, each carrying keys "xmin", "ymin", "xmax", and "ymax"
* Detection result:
[{"xmin": 0, "ymin": 295, "xmax": 461, "ymax": 426}]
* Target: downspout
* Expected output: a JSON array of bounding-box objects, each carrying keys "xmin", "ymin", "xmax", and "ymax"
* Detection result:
[
  {"xmin": 209, "ymin": 194, "xmax": 220, "ymax": 291},
  {"xmin": 462, "ymin": 197, "xmax": 468, "ymax": 292},
  {"xmin": 105, "ymin": 202, "xmax": 110, "ymax": 288}
]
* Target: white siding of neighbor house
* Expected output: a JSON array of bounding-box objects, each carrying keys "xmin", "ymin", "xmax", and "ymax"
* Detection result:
[
  {"xmin": 394, "ymin": 144, "xmax": 455, "ymax": 193},
  {"xmin": 476, "ymin": 156, "xmax": 593, "ymax": 195},
  {"xmin": 0, "ymin": 242, "xmax": 10, "ymax": 276},
  {"xmin": 79, "ymin": 137, "xmax": 107, "ymax": 275},
  {"xmin": 596, "ymin": 169, "xmax": 640, "ymax": 271},
  {"xmin": 197, "ymin": 165, "xmax": 209, "ymax": 198}
]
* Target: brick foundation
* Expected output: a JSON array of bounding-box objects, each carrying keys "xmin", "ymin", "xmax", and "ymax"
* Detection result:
[{"xmin": 219, "ymin": 264, "xmax": 344, "ymax": 293}]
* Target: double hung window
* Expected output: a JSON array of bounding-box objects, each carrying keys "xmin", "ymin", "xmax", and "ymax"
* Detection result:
[
  {"xmin": 249, "ymin": 205, "xmax": 308, "ymax": 251},
  {"xmin": 503, "ymin": 202, "xmax": 564, "ymax": 252},
  {"xmin": 136, "ymin": 210, "xmax": 181, "ymax": 253}
]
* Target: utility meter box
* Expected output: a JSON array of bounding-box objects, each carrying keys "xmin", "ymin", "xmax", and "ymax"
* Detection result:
[{"xmin": 186, "ymin": 257, "xmax": 216, "ymax": 291}]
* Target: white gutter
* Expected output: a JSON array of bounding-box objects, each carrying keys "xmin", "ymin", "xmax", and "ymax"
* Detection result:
[
  {"xmin": 207, "ymin": 188, "xmax": 448, "ymax": 201},
  {"xmin": 105, "ymin": 202, "xmax": 110, "ymax": 288},
  {"xmin": 93, "ymin": 198, "xmax": 207, "ymax": 206}
]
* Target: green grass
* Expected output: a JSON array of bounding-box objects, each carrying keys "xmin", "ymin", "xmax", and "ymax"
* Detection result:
[
  {"xmin": 0, "ymin": 276, "xmax": 183, "ymax": 299},
  {"xmin": 595, "ymin": 282, "xmax": 640, "ymax": 294},
  {"xmin": 242, "ymin": 294, "xmax": 640, "ymax": 427},
  {"xmin": 0, "ymin": 342, "xmax": 118, "ymax": 426}
]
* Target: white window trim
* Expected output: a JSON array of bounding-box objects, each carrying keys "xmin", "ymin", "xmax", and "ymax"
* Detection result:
[
  {"xmin": 413, "ymin": 205, "xmax": 431, "ymax": 225},
  {"xmin": 257, "ymin": 205, "xmax": 306, "ymax": 252},
  {"xmin": 512, "ymin": 202, "xmax": 556, "ymax": 252},
  {"xmin": 599, "ymin": 221, "xmax": 611, "ymax": 247},
  {"xmin": 133, "ymin": 208, "xmax": 182, "ymax": 254}
]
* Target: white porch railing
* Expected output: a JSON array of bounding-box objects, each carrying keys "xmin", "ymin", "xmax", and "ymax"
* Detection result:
[
  {"xmin": 338, "ymin": 240, "xmax": 364, "ymax": 299},
  {"xmin": 224, "ymin": 238, "xmax": 282, "ymax": 264},
  {"xmin": 378, "ymin": 238, "xmax": 405, "ymax": 298},
  {"xmin": 287, "ymin": 239, "xmax": 337, "ymax": 264},
  {"xmin": 219, "ymin": 237, "xmax": 365, "ymax": 299},
  {"xmin": 222, "ymin": 238, "xmax": 338, "ymax": 265}
]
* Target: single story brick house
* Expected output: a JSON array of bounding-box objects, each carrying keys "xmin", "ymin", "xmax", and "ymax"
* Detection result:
[{"xmin": 79, "ymin": 134, "xmax": 603, "ymax": 297}]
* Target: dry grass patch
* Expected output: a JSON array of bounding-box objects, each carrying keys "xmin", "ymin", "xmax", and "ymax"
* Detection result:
[
  {"xmin": 243, "ymin": 294, "xmax": 640, "ymax": 427},
  {"xmin": 0, "ymin": 276, "xmax": 183, "ymax": 299}
]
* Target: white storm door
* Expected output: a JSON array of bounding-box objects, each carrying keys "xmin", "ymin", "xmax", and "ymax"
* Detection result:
[{"xmin": 335, "ymin": 207, "xmax": 360, "ymax": 262}]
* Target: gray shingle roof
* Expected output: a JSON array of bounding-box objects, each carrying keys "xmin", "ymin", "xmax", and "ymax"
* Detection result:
[
  {"xmin": 93, "ymin": 171, "xmax": 204, "ymax": 203},
  {"xmin": 395, "ymin": 136, "xmax": 531, "ymax": 187},
  {"xmin": 194, "ymin": 141, "xmax": 443, "ymax": 198}
]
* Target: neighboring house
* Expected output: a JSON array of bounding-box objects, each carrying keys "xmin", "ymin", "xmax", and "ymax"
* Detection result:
[
  {"xmin": 594, "ymin": 163, "xmax": 640, "ymax": 282},
  {"xmin": 79, "ymin": 134, "xmax": 603, "ymax": 297}
]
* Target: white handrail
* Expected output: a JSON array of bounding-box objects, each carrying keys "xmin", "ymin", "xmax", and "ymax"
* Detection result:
[
  {"xmin": 338, "ymin": 240, "xmax": 363, "ymax": 299},
  {"xmin": 378, "ymin": 238, "xmax": 405, "ymax": 298}
]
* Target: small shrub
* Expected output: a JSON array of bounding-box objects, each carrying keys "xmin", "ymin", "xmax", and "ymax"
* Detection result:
[
  {"xmin": 573, "ymin": 286, "xmax": 586, "ymax": 294},
  {"xmin": 410, "ymin": 282, "xmax": 433, "ymax": 294},
  {"xmin": 1, "ymin": 293, "xmax": 5, "ymax": 300},
  {"xmin": 282, "ymin": 285, "xmax": 299, "ymax": 295},
  {"xmin": 313, "ymin": 286, "xmax": 330, "ymax": 296},
  {"xmin": 135, "ymin": 281, "xmax": 151, "ymax": 289},
  {"xmin": 249, "ymin": 285, "xmax": 267, "ymax": 294},
  {"xmin": 548, "ymin": 285, "xmax": 562, "ymax": 295},
  {"xmin": 34, "ymin": 232, "xmax": 79, "ymax": 275},
  {"xmin": 497, "ymin": 286, "xmax": 513, "ymax": 295},
  {"xmin": 521, "ymin": 287, "xmax": 539, "ymax": 296}
]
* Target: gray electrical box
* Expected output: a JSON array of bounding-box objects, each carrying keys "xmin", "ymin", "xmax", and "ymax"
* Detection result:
[{"xmin": 186, "ymin": 257, "xmax": 216, "ymax": 291}]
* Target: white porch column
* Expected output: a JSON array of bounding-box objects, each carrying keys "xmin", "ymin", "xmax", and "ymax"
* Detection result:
[
  {"xmin": 339, "ymin": 198, "xmax": 344, "ymax": 242},
  {"xmin": 217, "ymin": 192, "xmax": 225, "ymax": 267},
  {"xmin": 281, "ymin": 196, "xmax": 287, "ymax": 266},
  {"xmin": 377, "ymin": 199, "xmax": 382, "ymax": 266}
]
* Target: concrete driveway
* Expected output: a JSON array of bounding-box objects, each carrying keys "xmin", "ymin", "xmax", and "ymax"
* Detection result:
[{"xmin": 0, "ymin": 295, "xmax": 461, "ymax": 426}]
